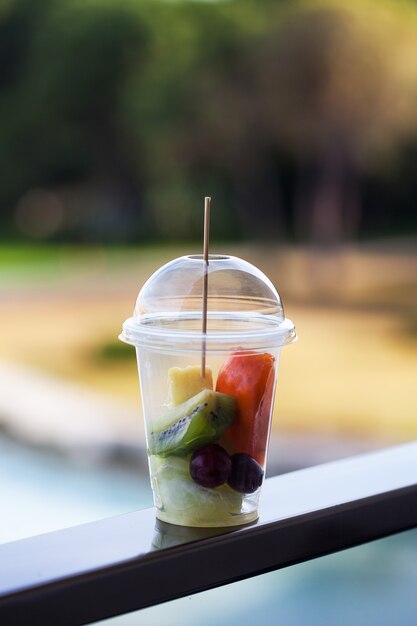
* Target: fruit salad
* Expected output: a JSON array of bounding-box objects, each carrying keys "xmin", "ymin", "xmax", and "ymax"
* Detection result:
[{"xmin": 148, "ymin": 355, "xmax": 275, "ymax": 527}]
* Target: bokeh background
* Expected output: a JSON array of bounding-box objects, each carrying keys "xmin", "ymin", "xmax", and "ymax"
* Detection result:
[{"xmin": 0, "ymin": 0, "xmax": 416, "ymax": 623}]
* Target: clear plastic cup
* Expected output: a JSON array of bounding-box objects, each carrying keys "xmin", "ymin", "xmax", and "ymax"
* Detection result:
[{"xmin": 120, "ymin": 254, "xmax": 296, "ymax": 527}]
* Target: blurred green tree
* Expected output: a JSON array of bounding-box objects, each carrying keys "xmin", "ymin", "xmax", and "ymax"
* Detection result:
[
  {"xmin": 0, "ymin": 0, "xmax": 416, "ymax": 243},
  {"xmin": 0, "ymin": 0, "xmax": 149, "ymax": 240}
]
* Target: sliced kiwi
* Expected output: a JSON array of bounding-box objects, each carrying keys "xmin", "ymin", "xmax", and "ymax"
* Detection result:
[{"xmin": 148, "ymin": 389, "xmax": 235, "ymax": 457}]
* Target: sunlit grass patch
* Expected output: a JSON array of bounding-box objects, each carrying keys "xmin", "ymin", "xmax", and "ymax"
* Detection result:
[
  {"xmin": 1, "ymin": 243, "xmax": 416, "ymax": 441},
  {"xmin": 93, "ymin": 340, "xmax": 136, "ymax": 362}
]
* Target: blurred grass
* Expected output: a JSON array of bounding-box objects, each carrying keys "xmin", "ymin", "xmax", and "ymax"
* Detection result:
[
  {"xmin": 0, "ymin": 244, "xmax": 187, "ymax": 283},
  {"xmin": 1, "ymin": 243, "xmax": 416, "ymax": 441},
  {"xmin": 94, "ymin": 340, "xmax": 135, "ymax": 361}
]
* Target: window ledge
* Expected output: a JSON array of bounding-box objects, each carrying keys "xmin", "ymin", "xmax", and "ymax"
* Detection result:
[{"xmin": 1, "ymin": 441, "xmax": 416, "ymax": 625}]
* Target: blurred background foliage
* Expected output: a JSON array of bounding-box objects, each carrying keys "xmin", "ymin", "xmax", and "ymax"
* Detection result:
[{"xmin": 0, "ymin": 0, "xmax": 417, "ymax": 244}]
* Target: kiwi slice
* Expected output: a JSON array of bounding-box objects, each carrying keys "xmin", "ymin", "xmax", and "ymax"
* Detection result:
[{"xmin": 148, "ymin": 389, "xmax": 235, "ymax": 457}]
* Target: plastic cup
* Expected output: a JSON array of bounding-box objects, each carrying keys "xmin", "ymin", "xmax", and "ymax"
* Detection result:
[{"xmin": 120, "ymin": 254, "xmax": 296, "ymax": 527}]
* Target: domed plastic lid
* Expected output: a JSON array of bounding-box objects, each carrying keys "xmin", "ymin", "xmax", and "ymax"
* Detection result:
[{"xmin": 120, "ymin": 254, "xmax": 296, "ymax": 352}]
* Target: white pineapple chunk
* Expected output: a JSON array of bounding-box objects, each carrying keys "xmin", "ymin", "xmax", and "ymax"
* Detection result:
[{"xmin": 167, "ymin": 365, "xmax": 213, "ymax": 405}]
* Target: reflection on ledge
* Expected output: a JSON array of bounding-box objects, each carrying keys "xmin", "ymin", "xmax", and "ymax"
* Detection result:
[{"xmin": 151, "ymin": 517, "xmax": 258, "ymax": 551}]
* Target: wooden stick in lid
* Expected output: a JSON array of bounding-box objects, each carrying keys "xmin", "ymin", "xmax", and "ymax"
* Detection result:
[{"xmin": 201, "ymin": 196, "xmax": 211, "ymax": 377}]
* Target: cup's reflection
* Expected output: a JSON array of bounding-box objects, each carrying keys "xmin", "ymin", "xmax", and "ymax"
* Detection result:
[{"xmin": 151, "ymin": 517, "xmax": 257, "ymax": 551}]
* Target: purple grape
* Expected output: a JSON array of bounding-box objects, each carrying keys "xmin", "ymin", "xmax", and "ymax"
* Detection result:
[
  {"xmin": 228, "ymin": 453, "xmax": 264, "ymax": 494},
  {"xmin": 190, "ymin": 444, "xmax": 232, "ymax": 488}
]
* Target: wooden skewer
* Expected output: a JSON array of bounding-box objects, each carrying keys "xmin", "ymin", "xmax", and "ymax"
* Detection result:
[{"xmin": 201, "ymin": 196, "xmax": 211, "ymax": 377}]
